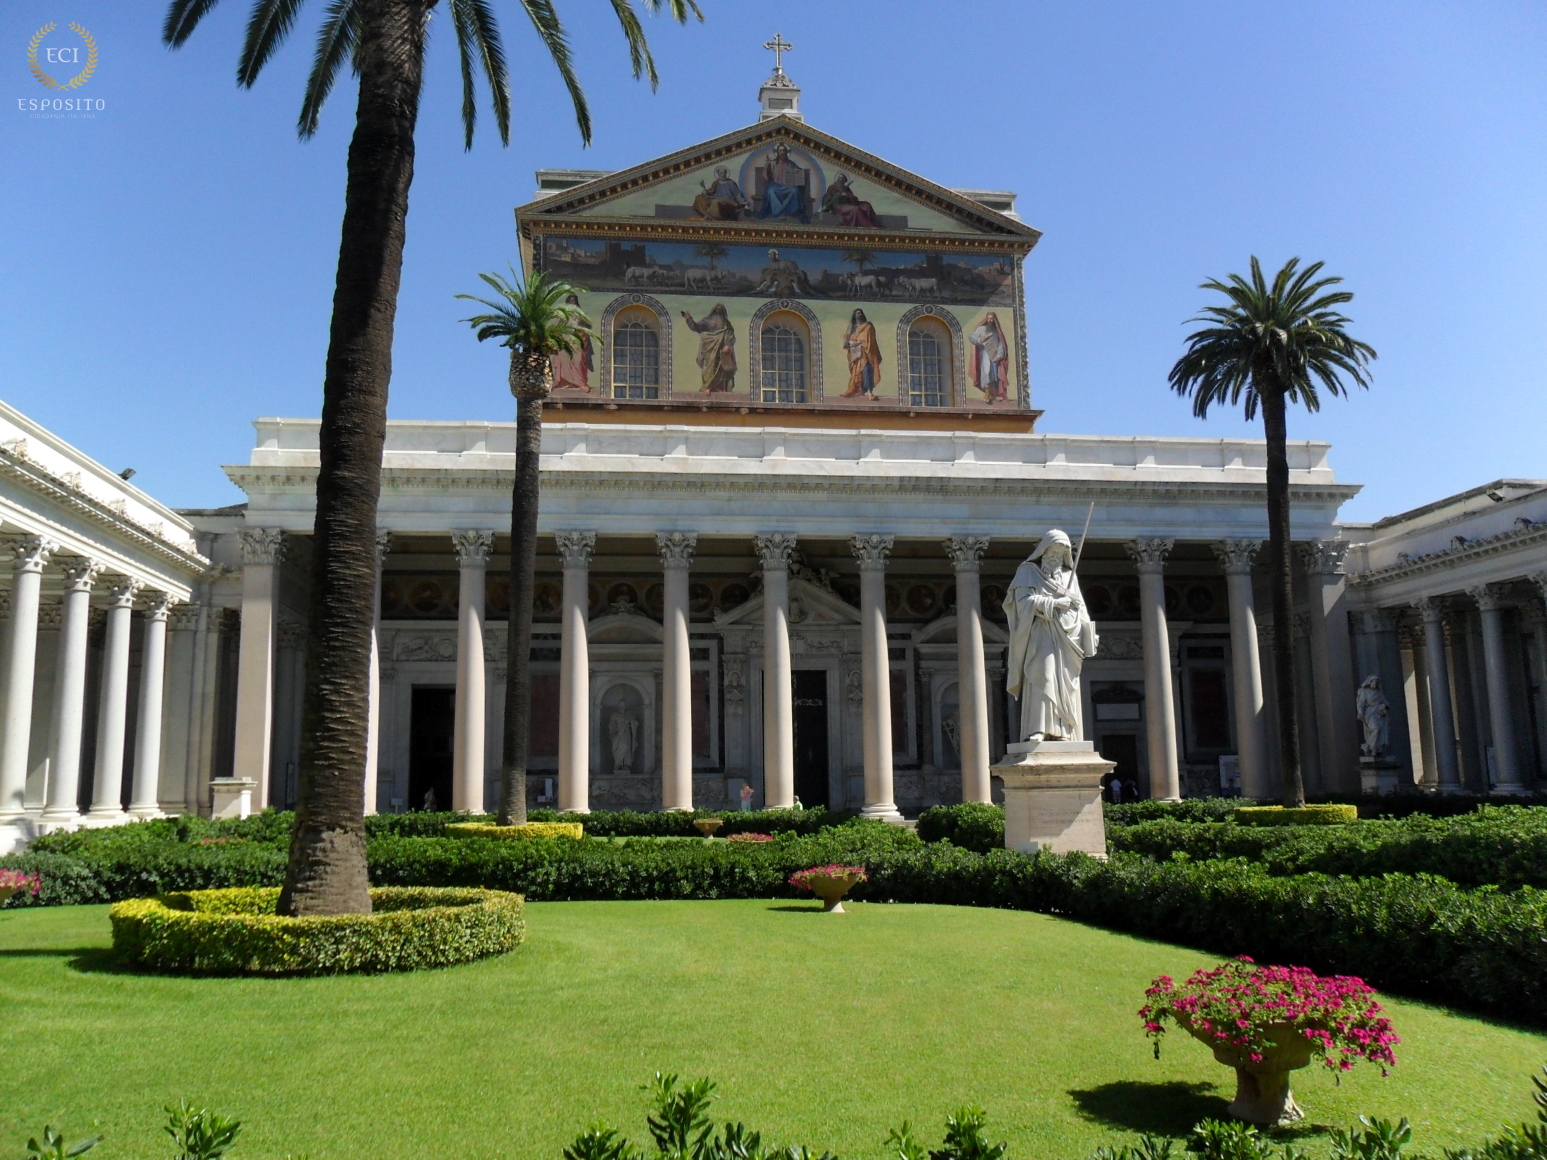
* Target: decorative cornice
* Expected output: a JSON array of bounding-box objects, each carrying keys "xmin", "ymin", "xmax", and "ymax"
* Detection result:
[
  {"xmin": 0, "ymin": 443, "xmax": 206, "ymax": 573},
  {"xmin": 239, "ymin": 528, "xmax": 286, "ymax": 567},
  {"xmin": 944, "ymin": 535, "xmax": 990, "ymax": 570},
  {"xmin": 451, "ymin": 529, "xmax": 495, "ymax": 566},
  {"xmin": 850, "ymin": 533, "xmax": 895, "ymax": 571},
  {"xmin": 1299, "ymin": 539, "xmax": 1349, "ymax": 577},
  {"xmin": 656, "ymin": 531, "xmax": 698, "ymax": 569},
  {"xmin": 1211, "ymin": 539, "xmax": 1261, "ymax": 575},
  {"xmin": 555, "ymin": 530, "xmax": 597, "ymax": 568},
  {"xmin": 1349, "ymin": 522, "xmax": 1547, "ymax": 588},
  {"xmin": 1126, "ymin": 538, "xmax": 1174, "ymax": 573},
  {"xmin": 754, "ymin": 533, "xmax": 798, "ymax": 570}
]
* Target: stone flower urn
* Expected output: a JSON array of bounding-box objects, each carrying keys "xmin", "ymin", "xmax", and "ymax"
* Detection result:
[
  {"xmin": 0, "ymin": 885, "xmax": 21, "ymax": 906},
  {"xmin": 693, "ymin": 818, "xmax": 724, "ymax": 838},
  {"xmin": 804, "ymin": 870, "xmax": 864, "ymax": 913},
  {"xmin": 1182, "ymin": 1016, "xmax": 1314, "ymax": 1126}
]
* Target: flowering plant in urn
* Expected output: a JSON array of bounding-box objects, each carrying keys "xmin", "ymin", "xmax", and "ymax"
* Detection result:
[
  {"xmin": 1140, "ymin": 957, "xmax": 1397, "ymax": 1127},
  {"xmin": 0, "ymin": 869, "xmax": 41, "ymax": 905},
  {"xmin": 789, "ymin": 864, "xmax": 867, "ymax": 913}
]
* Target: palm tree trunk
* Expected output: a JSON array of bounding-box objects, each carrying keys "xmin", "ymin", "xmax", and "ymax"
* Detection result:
[
  {"xmin": 499, "ymin": 370, "xmax": 545, "ymax": 825},
  {"xmin": 279, "ymin": 0, "xmax": 430, "ymax": 916},
  {"xmin": 1260, "ymin": 381, "xmax": 1305, "ymax": 808}
]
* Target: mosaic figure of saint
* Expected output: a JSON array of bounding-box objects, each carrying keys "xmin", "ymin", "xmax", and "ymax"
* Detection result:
[
  {"xmin": 969, "ymin": 312, "xmax": 1010, "ymax": 404},
  {"xmin": 821, "ymin": 173, "xmax": 879, "ymax": 228},
  {"xmin": 549, "ymin": 293, "xmax": 594, "ymax": 391},
  {"xmin": 693, "ymin": 166, "xmax": 749, "ymax": 221},
  {"xmin": 841, "ymin": 309, "xmax": 883, "ymax": 399},
  {"xmin": 1003, "ymin": 530, "xmax": 1098, "ymax": 743},
  {"xmin": 682, "ymin": 304, "xmax": 737, "ymax": 393},
  {"xmin": 756, "ymin": 144, "xmax": 808, "ymax": 220}
]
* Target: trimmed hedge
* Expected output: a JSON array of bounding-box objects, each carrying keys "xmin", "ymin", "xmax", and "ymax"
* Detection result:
[
  {"xmin": 916, "ymin": 802, "xmax": 1005, "ymax": 852},
  {"xmin": 445, "ymin": 822, "xmax": 583, "ymax": 841},
  {"xmin": 1110, "ymin": 807, "xmax": 1547, "ymax": 889},
  {"xmin": 1235, "ymin": 804, "xmax": 1359, "ymax": 826},
  {"xmin": 109, "ymin": 885, "xmax": 524, "ymax": 974}
]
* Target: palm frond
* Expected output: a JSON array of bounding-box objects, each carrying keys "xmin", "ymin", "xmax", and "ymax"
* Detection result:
[
  {"xmin": 456, "ymin": 268, "xmax": 590, "ymax": 357},
  {"xmin": 297, "ymin": 0, "xmax": 360, "ymax": 138},
  {"xmin": 637, "ymin": 0, "xmax": 704, "ymax": 22},
  {"xmin": 607, "ymin": 0, "xmax": 658, "ymax": 89},
  {"xmin": 238, "ymin": 0, "xmax": 308, "ymax": 86},
  {"xmin": 454, "ymin": 0, "xmax": 511, "ymax": 148},
  {"xmin": 449, "ymin": 0, "xmax": 480, "ymax": 150},
  {"xmin": 517, "ymin": 0, "xmax": 592, "ymax": 145},
  {"xmin": 1168, "ymin": 256, "xmax": 1376, "ymax": 421},
  {"xmin": 163, "ymin": 0, "xmax": 224, "ymax": 47}
]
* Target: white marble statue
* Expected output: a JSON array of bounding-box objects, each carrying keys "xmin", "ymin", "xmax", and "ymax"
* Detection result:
[
  {"xmin": 608, "ymin": 707, "xmax": 640, "ymax": 774},
  {"xmin": 1003, "ymin": 529, "xmax": 1099, "ymax": 742},
  {"xmin": 1357, "ymin": 675, "xmax": 1390, "ymax": 760}
]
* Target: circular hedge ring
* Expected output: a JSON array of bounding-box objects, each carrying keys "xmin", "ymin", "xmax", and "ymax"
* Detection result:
[{"xmin": 109, "ymin": 886, "xmax": 524, "ymax": 975}]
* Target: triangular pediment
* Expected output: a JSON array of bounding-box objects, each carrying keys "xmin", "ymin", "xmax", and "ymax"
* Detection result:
[
  {"xmin": 517, "ymin": 119, "xmax": 1039, "ymax": 243},
  {"xmin": 713, "ymin": 577, "xmax": 862, "ymax": 628}
]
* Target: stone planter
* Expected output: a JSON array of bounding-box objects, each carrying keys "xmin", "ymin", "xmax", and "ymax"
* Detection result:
[
  {"xmin": 804, "ymin": 872, "xmax": 863, "ymax": 913},
  {"xmin": 0, "ymin": 885, "xmax": 21, "ymax": 906},
  {"xmin": 693, "ymin": 818, "xmax": 724, "ymax": 838},
  {"xmin": 1180, "ymin": 1017, "xmax": 1314, "ymax": 1126}
]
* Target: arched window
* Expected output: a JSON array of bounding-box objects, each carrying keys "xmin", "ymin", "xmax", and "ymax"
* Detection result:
[
  {"xmin": 760, "ymin": 312, "xmax": 809, "ymax": 404},
  {"xmin": 611, "ymin": 306, "xmax": 660, "ymax": 400},
  {"xmin": 907, "ymin": 317, "xmax": 951, "ymax": 407}
]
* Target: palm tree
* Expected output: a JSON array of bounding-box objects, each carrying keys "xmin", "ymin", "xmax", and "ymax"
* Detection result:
[
  {"xmin": 458, "ymin": 270, "xmax": 589, "ymax": 825},
  {"xmin": 1169, "ymin": 257, "xmax": 1375, "ymax": 807},
  {"xmin": 840, "ymin": 249, "xmax": 875, "ymax": 273},
  {"xmin": 164, "ymin": 0, "xmax": 700, "ymax": 916},
  {"xmin": 693, "ymin": 242, "xmax": 728, "ymax": 271}
]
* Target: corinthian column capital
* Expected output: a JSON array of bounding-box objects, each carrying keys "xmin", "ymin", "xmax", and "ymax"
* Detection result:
[
  {"xmin": 944, "ymin": 535, "xmax": 990, "ymax": 571},
  {"xmin": 656, "ymin": 531, "xmax": 698, "ymax": 570},
  {"xmin": 452, "ymin": 530, "xmax": 495, "ymax": 566},
  {"xmin": 555, "ymin": 530, "xmax": 597, "ymax": 568},
  {"xmin": 238, "ymin": 528, "xmax": 286, "ymax": 567},
  {"xmin": 1298, "ymin": 539, "xmax": 1349, "ymax": 576},
  {"xmin": 1211, "ymin": 539, "xmax": 1261, "ymax": 575},
  {"xmin": 1125, "ymin": 537, "xmax": 1173, "ymax": 574},
  {"xmin": 850, "ymin": 533, "xmax": 895, "ymax": 571},
  {"xmin": 754, "ymin": 533, "xmax": 797, "ymax": 570}
]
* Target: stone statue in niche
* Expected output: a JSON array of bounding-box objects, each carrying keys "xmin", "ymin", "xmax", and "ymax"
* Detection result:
[
  {"xmin": 1357, "ymin": 675, "xmax": 1390, "ymax": 759},
  {"xmin": 608, "ymin": 705, "xmax": 640, "ymax": 774},
  {"xmin": 1003, "ymin": 530, "xmax": 1098, "ymax": 742}
]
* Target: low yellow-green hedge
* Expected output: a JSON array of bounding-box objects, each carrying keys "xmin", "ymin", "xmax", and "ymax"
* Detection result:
[
  {"xmin": 109, "ymin": 886, "xmax": 524, "ymax": 975},
  {"xmin": 1234, "ymin": 804, "xmax": 1359, "ymax": 827},
  {"xmin": 445, "ymin": 821, "xmax": 584, "ymax": 841}
]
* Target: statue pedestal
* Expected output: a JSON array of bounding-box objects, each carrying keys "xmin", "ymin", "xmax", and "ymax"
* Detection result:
[
  {"xmin": 993, "ymin": 740, "xmax": 1113, "ymax": 858},
  {"xmin": 210, "ymin": 777, "xmax": 257, "ymax": 820},
  {"xmin": 1358, "ymin": 756, "xmax": 1402, "ymax": 797}
]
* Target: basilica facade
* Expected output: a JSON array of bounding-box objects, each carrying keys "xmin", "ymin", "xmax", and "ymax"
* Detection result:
[{"xmin": 0, "ymin": 71, "xmax": 1543, "ymax": 848}]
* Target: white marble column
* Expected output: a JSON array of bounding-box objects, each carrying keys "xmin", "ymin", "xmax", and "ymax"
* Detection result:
[
  {"xmin": 1470, "ymin": 584, "xmax": 1524, "ymax": 793},
  {"xmin": 658, "ymin": 532, "xmax": 698, "ymax": 811},
  {"xmin": 364, "ymin": 530, "xmax": 391, "ymax": 816},
  {"xmin": 452, "ymin": 530, "xmax": 493, "ymax": 812},
  {"xmin": 1300, "ymin": 541, "xmax": 1358, "ymax": 794},
  {"xmin": 41, "ymin": 558, "xmax": 104, "ymax": 824},
  {"xmin": 755, "ymin": 534, "xmax": 797, "ymax": 808},
  {"xmin": 233, "ymin": 529, "xmax": 285, "ymax": 811},
  {"xmin": 1413, "ymin": 597, "xmax": 1462, "ymax": 793},
  {"xmin": 555, "ymin": 531, "xmax": 595, "ymax": 813},
  {"xmin": 128, "ymin": 592, "xmax": 175, "ymax": 818},
  {"xmin": 89, "ymin": 577, "xmax": 143, "ymax": 819},
  {"xmin": 1213, "ymin": 540, "xmax": 1268, "ymax": 800},
  {"xmin": 1, "ymin": 537, "xmax": 58, "ymax": 820},
  {"xmin": 945, "ymin": 535, "xmax": 992, "ymax": 802},
  {"xmin": 853, "ymin": 534, "xmax": 902, "ymax": 820},
  {"xmin": 1127, "ymin": 538, "xmax": 1179, "ymax": 801}
]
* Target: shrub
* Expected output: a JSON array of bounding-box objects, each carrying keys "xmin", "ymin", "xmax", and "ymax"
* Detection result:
[
  {"xmin": 1108, "ymin": 808, "xmax": 1547, "ymax": 889},
  {"xmin": 1235, "ymin": 805, "xmax": 1358, "ymax": 826},
  {"xmin": 109, "ymin": 885, "xmax": 524, "ymax": 975},
  {"xmin": 917, "ymin": 803, "xmax": 1005, "ymax": 852},
  {"xmin": 1107, "ymin": 799, "xmax": 1242, "ymax": 826},
  {"xmin": 445, "ymin": 821, "xmax": 583, "ymax": 841}
]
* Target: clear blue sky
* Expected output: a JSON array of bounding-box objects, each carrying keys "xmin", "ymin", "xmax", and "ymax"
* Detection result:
[{"xmin": 2, "ymin": 1, "xmax": 1544, "ymax": 521}]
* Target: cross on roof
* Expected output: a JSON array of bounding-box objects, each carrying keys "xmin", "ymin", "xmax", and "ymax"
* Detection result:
[{"xmin": 763, "ymin": 33, "xmax": 792, "ymax": 75}]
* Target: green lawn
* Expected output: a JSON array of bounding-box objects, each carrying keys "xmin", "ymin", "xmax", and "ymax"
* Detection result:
[{"xmin": 1, "ymin": 901, "xmax": 1543, "ymax": 1160}]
